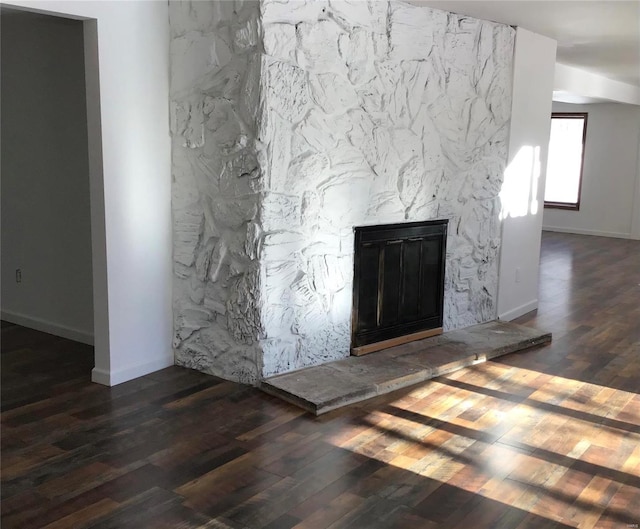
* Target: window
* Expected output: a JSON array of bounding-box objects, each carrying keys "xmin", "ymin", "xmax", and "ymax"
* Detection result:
[{"xmin": 544, "ymin": 112, "xmax": 588, "ymax": 210}]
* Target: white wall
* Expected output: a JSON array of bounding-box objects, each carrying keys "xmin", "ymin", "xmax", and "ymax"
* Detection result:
[
  {"xmin": 258, "ymin": 1, "xmax": 515, "ymax": 375},
  {"xmin": 3, "ymin": 1, "xmax": 173, "ymax": 385},
  {"xmin": 543, "ymin": 102, "xmax": 640, "ymax": 240},
  {"xmin": 554, "ymin": 63, "xmax": 640, "ymax": 106},
  {"xmin": 497, "ymin": 28, "xmax": 557, "ymax": 321},
  {"xmin": 1, "ymin": 11, "xmax": 93, "ymax": 343}
]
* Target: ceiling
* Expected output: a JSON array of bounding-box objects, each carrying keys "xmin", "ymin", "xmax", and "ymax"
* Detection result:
[
  {"xmin": 3, "ymin": 1, "xmax": 638, "ymax": 87},
  {"xmin": 417, "ymin": 1, "xmax": 640, "ymax": 87}
]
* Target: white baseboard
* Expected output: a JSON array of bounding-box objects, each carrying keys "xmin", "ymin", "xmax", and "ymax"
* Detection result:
[
  {"xmin": 91, "ymin": 355, "xmax": 174, "ymax": 387},
  {"xmin": 498, "ymin": 299, "xmax": 538, "ymax": 322},
  {"xmin": 90, "ymin": 367, "xmax": 112, "ymax": 386},
  {"xmin": 1, "ymin": 310, "xmax": 94, "ymax": 345},
  {"xmin": 542, "ymin": 226, "xmax": 632, "ymax": 240}
]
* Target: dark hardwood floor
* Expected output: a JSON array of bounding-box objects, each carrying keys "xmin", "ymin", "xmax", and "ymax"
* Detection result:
[{"xmin": 2, "ymin": 231, "xmax": 639, "ymax": 528}]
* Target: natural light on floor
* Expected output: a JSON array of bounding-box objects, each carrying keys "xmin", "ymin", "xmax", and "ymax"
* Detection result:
[{"xmin": 327, "ymin": 361, "xmax": 638, "ymax": 527}]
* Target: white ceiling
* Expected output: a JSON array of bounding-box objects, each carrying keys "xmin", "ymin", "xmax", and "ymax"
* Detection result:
[
  {"xmin": 3, "ymin": 1, "xmax": 638, "ymax": 87},
  {"xmin": 416, "ymin": 0, "xmax": 640, "ymax": 87}
]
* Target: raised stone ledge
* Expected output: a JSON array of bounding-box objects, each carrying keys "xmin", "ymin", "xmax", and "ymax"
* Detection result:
[{"xmin": 261, "ymin": 321, "xmax": 551, "ymax": 415}]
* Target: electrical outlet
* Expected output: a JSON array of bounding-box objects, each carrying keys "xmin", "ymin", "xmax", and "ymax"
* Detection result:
[
  {"xmin": 515, "ymin": 267, "xmax": 521, "ymax": 283},
  {"xmin": 16, "ymin": 268, "xmax": 22, "ymax": 283}
]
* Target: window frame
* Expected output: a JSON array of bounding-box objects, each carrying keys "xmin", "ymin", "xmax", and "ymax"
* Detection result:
[{"xmin": 544, "ymin": 112, "xmax": 588, "ymax": 211}]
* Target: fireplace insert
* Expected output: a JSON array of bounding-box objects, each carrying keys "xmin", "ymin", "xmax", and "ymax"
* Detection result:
[{"xmin": 351, "ymin": 219, "xmax": 448, "ymax": 355}]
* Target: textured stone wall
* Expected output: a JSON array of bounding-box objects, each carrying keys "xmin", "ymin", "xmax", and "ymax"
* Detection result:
[
  {"xmin": 171, "ymin": 0, "xmax": 515, "ymax": 381},
  {"xmin": 170, "ymin": 1, "xmax": 264, "ymax": 384},
  {"xmin": 258, "ymin": 0, "xmax": 515, "ymax": 376}
]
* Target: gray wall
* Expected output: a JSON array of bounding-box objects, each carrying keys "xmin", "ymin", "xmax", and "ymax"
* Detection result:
[
  {"xmin": 543, "ymin": 102, "xmax": 640, "ymax": 239},
  {"xmin": 1, "ymin": 10, "xmax": 93, "ymax": 342}
]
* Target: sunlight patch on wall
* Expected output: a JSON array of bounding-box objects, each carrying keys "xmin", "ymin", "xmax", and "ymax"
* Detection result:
[{"xmin": 500, "ymin": 145, "xmax": 541, "ymax": 220}]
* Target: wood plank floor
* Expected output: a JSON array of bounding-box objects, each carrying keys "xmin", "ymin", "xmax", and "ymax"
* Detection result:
[{"xmin": 2, "ymin": 231, "xmax": 639, "ymax": 529}]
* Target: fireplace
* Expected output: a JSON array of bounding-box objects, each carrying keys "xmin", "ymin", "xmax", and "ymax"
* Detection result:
[
  {"xmin": 351, "ymin": 220, "xmax": 448, "ymax": 356},
  {"xmin": 172, "ymin": 0, "xmax": 515, "ymax": 382}
]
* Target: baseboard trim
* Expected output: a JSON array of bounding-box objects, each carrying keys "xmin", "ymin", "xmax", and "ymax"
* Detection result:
[
  {"xmin": 90, "ymin": 368, "xmax": 112, "ymax": 386},
  {"xmin": 498, "ymin": 299, "xmax": 538, "ymax": 322},
  {"xmin": 1, "ymin": 310, "xmax": 94, "ymax": 345},
  {"xmin": 91, "ymin": 355, "xmax": 174, "ymax": 387},
  {"xmin": 542, "ymin": 226, "xmax": 632, "ymax": 240}
]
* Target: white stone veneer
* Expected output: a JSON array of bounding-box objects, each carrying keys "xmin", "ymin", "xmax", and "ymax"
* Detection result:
[
  {"xmin": 170, "ymin": 1, "xmax": 264, "ymax": 383},
  {"xmin": 171, "ymin": 0, "xmax": 515, "ymax": 382},
  {"xmin": 258, "ymin": 1, "xmax": 515, "ymax": 376}
]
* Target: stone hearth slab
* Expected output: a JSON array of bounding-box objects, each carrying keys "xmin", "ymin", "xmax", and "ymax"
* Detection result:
[{"xmin": 262, "ymin": 321, "xmax": 551, "ymax": 415}]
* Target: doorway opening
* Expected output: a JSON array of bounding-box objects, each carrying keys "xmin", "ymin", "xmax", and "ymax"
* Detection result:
[{"xmin": 1, "ymin": 7, "xmax": 104, "ymax": 375}]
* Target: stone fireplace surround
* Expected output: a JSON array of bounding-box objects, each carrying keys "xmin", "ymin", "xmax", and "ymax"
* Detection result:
[{"xmin": 170, "ymin": 0, "xmax": 515, "ymax": 384}]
